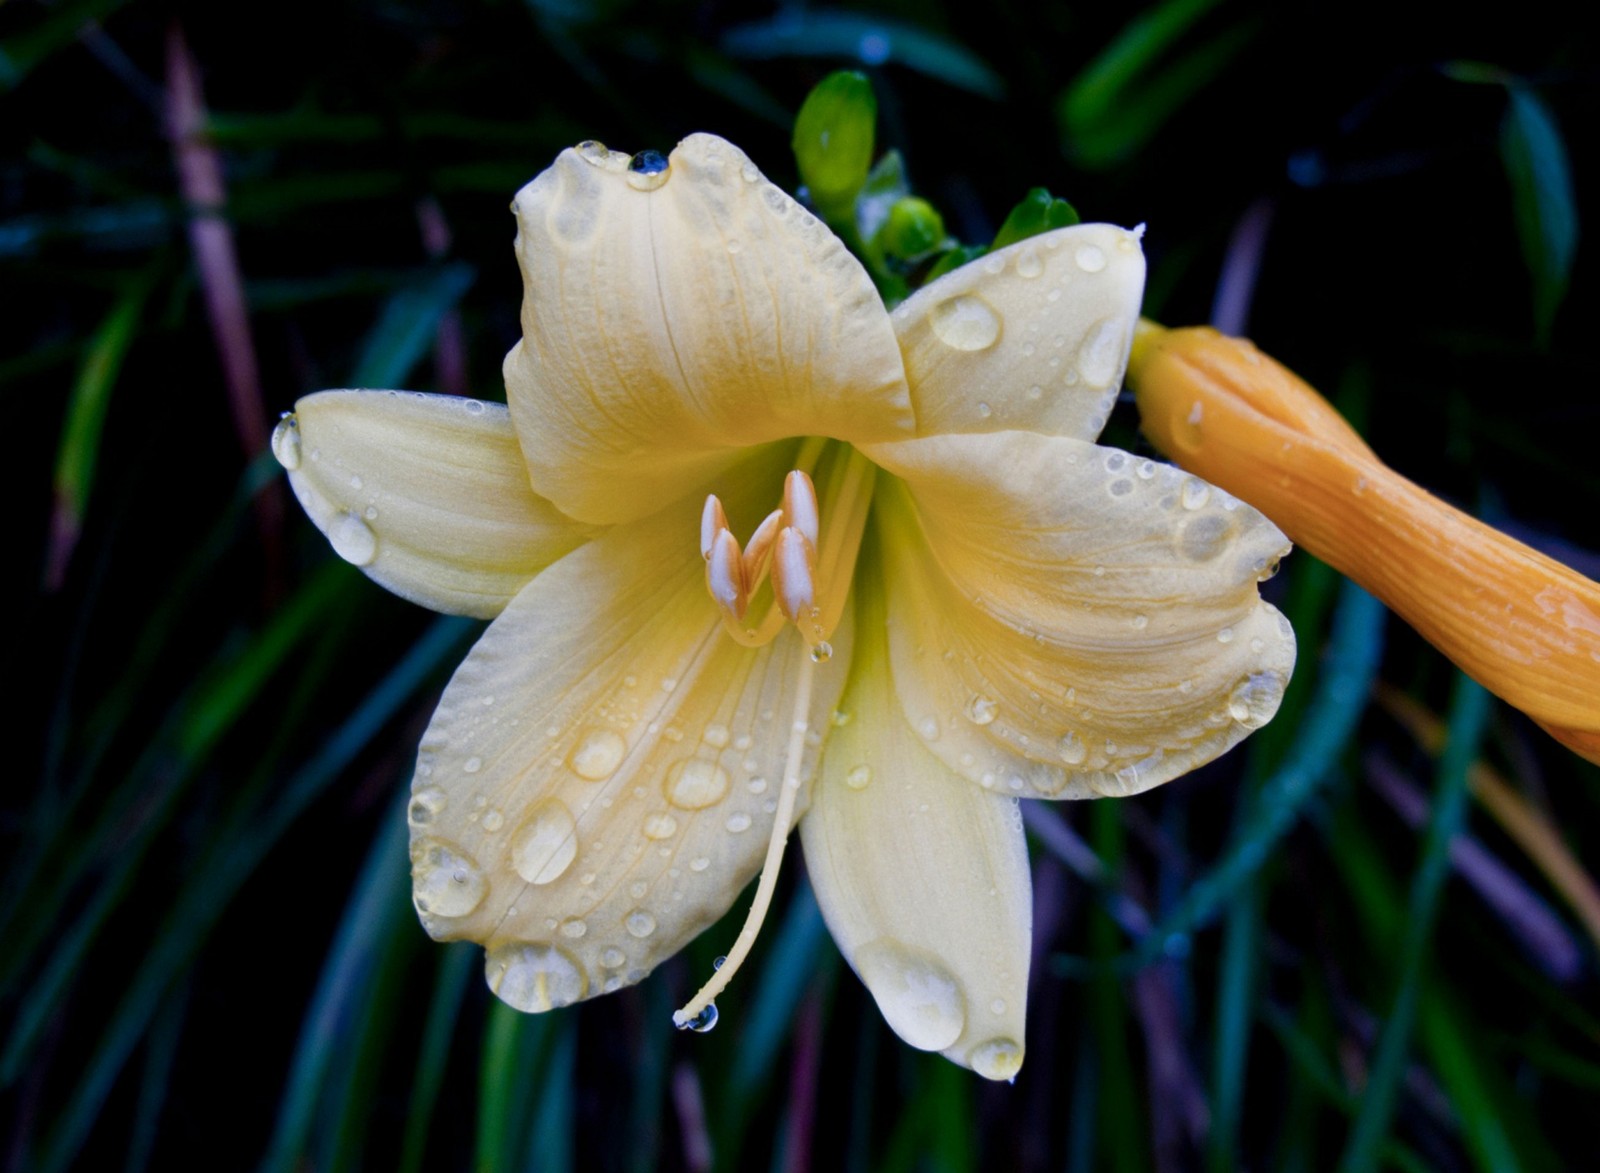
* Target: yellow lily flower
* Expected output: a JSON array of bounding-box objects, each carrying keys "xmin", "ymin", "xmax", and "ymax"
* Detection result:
[
  {"xmin": 1127, "ymin": 324, "xmax": 1600, "ymax": 766},
  {"xmin": 273, "ymin": 135, "xmax": 1295, "ymax": 1079}
]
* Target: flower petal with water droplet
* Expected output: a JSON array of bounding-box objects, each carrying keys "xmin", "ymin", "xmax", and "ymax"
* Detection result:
[
  {"xmin": 863, "ymin": 429, "xmax": 1295, "ymax": 799},
  {"xmin": 890, "ymin": 223, "xmax": 1145, "ymax": 441},
  {"xmin": 284, "ymin": 390, "xmax": 597, "ymax": 618},
  {"xmin": 800, "ymin": 570, "xmax": 1030, "ymax": 1078},
  {"xmin": 505, "ymin": 133, "xmax": 913, "ymax": 525},
  {"xmin": 409, "ymin": 468, "xmax": 853, "ymax": 1010}
]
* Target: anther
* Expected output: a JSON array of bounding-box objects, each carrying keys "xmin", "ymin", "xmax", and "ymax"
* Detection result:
[
  {"xmin": 706, "ymin": 528, "xmax": 745, "ymax": 618},
  {"xmin": 782, "ymin": 471, "xmax": 820, "ymax": 548},
  {"xmin": 741, "ymin": 509, "xmax": 784, "ymax": 591},
  {"xmin": 700, "ymin": 495, "xmax": 729, "ymax": 561},
  {"xmin": 770, "ymin": 527, "xmax": 816, "ymax": 624}
]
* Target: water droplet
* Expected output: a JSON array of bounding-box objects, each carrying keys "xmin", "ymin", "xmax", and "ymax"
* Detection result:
[
  {"xmin": 481, "ymin": 809, "xmax": 504, "ymax": 833},
  {"xmin": 680, "ymin": 1003, "xmax": 719, "ymax": 1033},
  {"xmin": 703, "ymin": 724, "xmax": 730, "ymax": 748},
  {"xmin": 1115, "ymin": 764, "xmax": 1140, "ymax": 791},
  {"xmin": 845, "ymin": 764, "xmax": 873, "ymax": 790},
  {"xmin": 271, "ymin": 414, "xmax": 301, "ymax": 469},
  {"xmin": 462, "ymin": 398, "xmax": 485, "ymax": 415},
  {"xmin": 559, "ymin": 918, "xmax": 587, "ymax": 939},
  {"xmin": 1108, "ymin": 478, "xmax": 1133, "ymax": 497},
  {"xmin": 462, "ymin": 755, "xmax": 482, "ymax": 775},
  {"xmin": 1104, "ymin": 450, "xmax": 1127, "ymax": 472},
  {"xmin": 348, "ymin": 473, "xmax": 364, "ymax": 490},
  {"xmin": 625, "ymin": 909, "xmax": 657, "ymax": 938},
  {"xmin": 1176, "ymin": 514, "xmax": 1232, "ymax": 561},
  {"xmin": 917, "ymin": 716, "xmax": 941, "ymax": 741},
  {"xmin": 411, "ymin": 838, "xmax": 487, "ymax": 918},
  {"xmin": 725, "ymin": 812, "xmax": 752, "ymax": 833},
  {"xmin": 625, "ymin": 150, "xmax": 670, "ymax": 190},
  {"xmin": 1181, "ymin": 479, "xmax": 1211, "ymax": 510},
  {"xmin": 747, "ymin": 776, "xmax": 768, "ymax": 794},
  {"xmin": 1130, "ymin": 614, "xmax": 1149, "ymax": 630},
  {"xmin": 1217, "ymin": 627, "xmax": 1235, "ymax": 644},
  {"xmin": 965, "ymin": 695, "xmax": 999, "ymax": 726},
  {"xmin": 576, "ymin": 140, "xmax": 609, "ymax": 164},
  {"xmin": 1058, "ymin": 730, "xmax": 1087, "ymax": 765},
  {"xmin": 486, "ymin": 942, "xmax": 587, "ymax": 1013},
  {"xmin": 1014, "ymin": 244, "xmax": 1043, "ymax": 278},
  {"xmin": 857, "ymin": 941, "xmax": 966, "ymax": 1051},
  {"xmin": 929, "ymin": 295, "xmax": 1001, "ymax": 351},
  {"xmin": 1075, "ymin": 244, "xmax": 1107, "ymax": 273},
  {"xmin": 601, "ymin": 947, "xmax": 626, "ymax": 968},
  {"xmin": 408, "ymin": 786, "xmax": 446, "ymax": 826},
  {"xmin": 976, "ymin": 401, "xmax": 993, "ymax": 419},
  {"xmin": 570, "ymin": 729, "xmax": 625, "ymax": 780},
  {"xmin": 969, "ymin": 1038, "xmax": 1024, "ymax": 1082},
  {"xmin": 509, "ymin": 799, "xmax": 578, "ymax": 885},
  {"xmin": 664, "ymin": 759, "xmax": 730, "ymax": 809},
  {"xmin": 1078, "ymin": 317, "xmax": 1123, "ymax": 387},
  {"xmin": 689, "ymin": 856, "xmax": 710, "ymax": 872},
  {"xmin": 1227, "ymin": 673, "xmax": 1284, "ymax": 729},
  {"xmin": 643, "ymin": 811, "xmax": 679, "ymax": 840},
  {"xmin": 630, "ymin": 880, "xmax": 648, "ymax": 899},
  {"xmin": 811, "ymin": 641, "xmax": 833, "ymax": 663},
  {"xmin": 329, "ymin": 512, "xmax": 377, "ymax": 567}
]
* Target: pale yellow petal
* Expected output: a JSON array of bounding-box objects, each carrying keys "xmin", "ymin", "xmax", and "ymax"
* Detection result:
[
  {"xmin": 406, "ymin": 462, "xmax": 854, "ymax": 1011},
  {"xmin": 864, "ymin": 430, "xmax": 1296, "ymax": 799},
  {"xmin": 280, "ymin": 390, "xmax": 597, "ymax": 619},
  {"xmin": 890, "ymin": 224, "xmax": 1145, "ymax": 440},
  {"xmin": 504, "ymin": 133, "xmax": 913, "ymax": 525},
  {"xmin": 802, "ymin": 570, "xmax": 1030, "ymax": 1079}
]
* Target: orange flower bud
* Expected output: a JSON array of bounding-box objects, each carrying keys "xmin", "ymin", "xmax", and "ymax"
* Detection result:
[{"xmin": 1128, "ymin": 323, "xmax": 1600, "ymax": 765}]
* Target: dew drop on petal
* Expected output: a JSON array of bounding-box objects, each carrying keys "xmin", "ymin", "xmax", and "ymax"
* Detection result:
[
  {"xmin": 689, "ymin": 856, "xmax": 710, "ymax": 872},
  {"xmin": 845, "ymin": 764, "xmax": 873, "ymax": 790},
  {"xmin": 1075, "ymin": 244, "xmax": 1107, "ymax": 273},
  {"xmin": 486, "ymin": 942, "xmax": 587, "ymax": 1013},
  {"xmin": 965, "ymin": 695, "xmax": 999, "ymax": 726},
  {"xmin": 664, "ymin": 759, "xmax": 730, "ymax": 809},
  {"xmin": 811, "ymin": 641, "xmax": 833, "ymax": 663},
  {"xmin": 625, "ymin": 910, "xmax": 657, "ymax": 938},
  {"xmin": 1227, "ymin": 673, "xmax": 1284, "ymax": 729},
  {"xmin": 930, "ymin": 295, "xmax": 1001, "ymax": 352},
  {"xmin": 642, "ymin": 812, "xmax": 679, "ymax": 840},
  {"xmin": 411, "ymin": 838, "xmax": 487, "ymax": 918},
  {"xmin": 571, "ymin": 729, "xmax": 626, "ymax": 780},
  {"xmin": 271, "ymin": 414, "xmax": 301, "ymax": 470},
  {"xmin": 1057, "ymin": 730, "xmax": 1087, "ymax": 765},
  {"xmin": 703, "ymin": 724, "xmax": 731, "ymax": 748},
  {"xmin": 329, "ymin": 513, "xmax": 377, "ymax": 566},
  {"xmin": 725, "ymin": 812, "xmax": 752, "ymax": 833},
  {"xmin": 969, "ymin": 1038, "xmax": 1025, "ymax": 1082},
  {"xmin": 1015, "ymin": 244, "xmax": 1043, "ymax": 278},
  {"xmin": 1181, "ymin": 479, "xmax": 1211, "ymax": 510},
  {"xmin": 509, "ymin": 799, "xmax": 578, "ymax": 885},
  {"xmin": 857, "ymin": 941, "xmax": 966, "ymax": 1051},
  {"xmin": 917, "ymin": 716, "xmax": 941, "ymax": 742},
  {"xmin": 559, "ymin": 918, "xmax": 587, "ymax": 939},
  {"xmin": 462, "ymin": 756, "xmax": 482, "ymax": 775},
  {"xmin": 601, "ymin": 947, "xmax": 626, "ymax": 968},
  {"xmin": 408, "ymin": 786, "xmax": 446, "ymax": 827}
]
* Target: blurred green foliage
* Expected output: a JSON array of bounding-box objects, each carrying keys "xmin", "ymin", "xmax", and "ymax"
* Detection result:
[{"xmin": 5, "ymin": 0, "xmax": 1598, "ymax": 1170}]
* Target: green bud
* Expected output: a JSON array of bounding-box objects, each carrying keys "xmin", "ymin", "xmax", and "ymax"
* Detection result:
[
  {"xmin": 792, "ymin": 71, "xmax": 877, "ymax": 223},
  {"xmin": 880, "ymin": 196, "xmax": 946, "ymax": 260},
  {"xmin": 991, "ymin": 187, "xmax": 1080, "ymax": 251}
]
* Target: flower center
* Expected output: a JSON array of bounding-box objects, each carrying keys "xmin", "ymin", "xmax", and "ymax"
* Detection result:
[
  {"xmin": 698, "ymin": 439, "xmax": 876, "ymax": 658},
  {"xmin": 673, "ymin": 440, "xmax": 875, "ymax": 1032}
]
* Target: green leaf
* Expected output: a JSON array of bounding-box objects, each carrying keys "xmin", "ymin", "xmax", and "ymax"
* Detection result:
[{"xmin": 1501, "ymin": 85, "xmax": 1577, "ymax": 347}]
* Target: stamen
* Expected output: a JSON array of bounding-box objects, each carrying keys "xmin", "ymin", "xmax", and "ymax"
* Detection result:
[
  {"xmin": 673, "ymin": 650, "xmax": 816, "ymax": 1031},
  {"xmin": 700, "ymin": 495, "xmax": 729, "ymax": 560},
  {"xmin": 782, "ymin": 470, "xmax": 820, "ymax": 548},
  {"xmin": 770, "ymin": 527, "xmax": 816, "ymax": 625},
  {"xmin": 741, "ymin": 508, "xmax": 784, "ymax": 592},
  {"xmin": 705, "ymin": 528, "xmax": 745, "ymax": 618}
]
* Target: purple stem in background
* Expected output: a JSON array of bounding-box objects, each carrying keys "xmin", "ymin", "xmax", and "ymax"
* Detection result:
[
  {"xmin": 1210, "ymin": 197, "xmax": 1276, "ymax": 336},
  {"xmin": 782, "ymin": 984, "xmax": 824, "ymax": 1173},
  {"xmin": 165, "ymin": 21, "xmax": 283, "ymax": 593},
  {"xmin": 417, "ymin": 197, "xmax": 470, "ymax": 397},
  {"xmin": 1132, "ymin": 963, "xmax": 1211, "ymax": 1173},
  {"xmin": 1365, "ymin": 750, "xmax": 1582, "ymax": 982},
  {"xmin": 671, "ymin": 1061, "xmax": 714, "ymax": 1173}
]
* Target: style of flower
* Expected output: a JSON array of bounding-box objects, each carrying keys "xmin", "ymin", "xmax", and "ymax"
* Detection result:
[
  {"xmin": 273, "ymin": 135, "xmax": 1295, "ymax": 1080},
  {"xmin": 1128, "ymin": 323, "xmax": 1600, "ymax": 765}
]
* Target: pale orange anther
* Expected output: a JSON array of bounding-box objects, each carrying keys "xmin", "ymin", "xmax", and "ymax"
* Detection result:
[
  {"xmin": 706, "ymin": 528, "xmax": 746, "ymax": 618},
  {"xmin": 782, "ymin": 470, "xmax": 820, "ymax": 549},
  {"xmin": 770, "ymin": 526, "xmax": 816, "ymax": 624},
  {"xmin": 741, "ymin": 509, "xmax": 784, "ymax": 592},
  {"xmin": 700, "ymin": 495, "xmax": 729, "ymax": 561}
]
